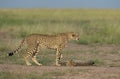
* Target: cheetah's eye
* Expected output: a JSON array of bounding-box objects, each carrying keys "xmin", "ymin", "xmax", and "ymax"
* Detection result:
[{"xmin": 72, "ymin": 34, "xmax": 75, "ymax": 37}]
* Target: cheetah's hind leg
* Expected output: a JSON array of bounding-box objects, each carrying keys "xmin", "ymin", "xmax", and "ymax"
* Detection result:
[
  {"xmin": 32, "ymin": 44, "xmax": 42, "ymax": 66},
  {"xmin": 32, "ymin": 55, "xmax": 42, "ymax": 66},
  {"xmin": 24, "ymin": 53, "xmax": 32, "ymax": 66}
]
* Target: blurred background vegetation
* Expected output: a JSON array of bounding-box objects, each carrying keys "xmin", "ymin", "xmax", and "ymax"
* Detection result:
[{"xmin": 0, "ymin": 9, "xmax": 120, "ymax": 45}]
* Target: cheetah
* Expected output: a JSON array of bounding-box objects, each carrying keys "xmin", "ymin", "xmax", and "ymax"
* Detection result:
[
  {"xmin": 60, "ymin": 60, "xmax": 95, "ymax": 66},
  {"xmin": 8, "ymin": 32, "xmax": 79, "ymax": 66}
]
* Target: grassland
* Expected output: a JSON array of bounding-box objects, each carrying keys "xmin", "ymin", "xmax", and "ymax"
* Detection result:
[
  {"xmin": 0, "ymin": 9, "xmax": 120, "ymax": 44},
  {"xmin": 0, "ymin": 9, "xmax": 120, "ymax": 79}
]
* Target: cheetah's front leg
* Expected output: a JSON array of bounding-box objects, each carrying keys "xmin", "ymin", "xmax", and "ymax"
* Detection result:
[{"xmin": 56, "ymin": 49, "xmax": 62, "ymax": 66}]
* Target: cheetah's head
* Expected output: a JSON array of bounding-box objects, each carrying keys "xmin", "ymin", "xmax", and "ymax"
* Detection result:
[{"xmin": 68, "ymin": 32, "xmax": 79, "ymax": 40}]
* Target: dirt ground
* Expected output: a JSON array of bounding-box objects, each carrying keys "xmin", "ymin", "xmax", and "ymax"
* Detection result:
[
  {"xmin": 0, "ymin": 64, "xmax": 120, "ymax": 79},
  {"xmin": 0, "ymin": 43, "xmax": 120, "ymax": 79}
]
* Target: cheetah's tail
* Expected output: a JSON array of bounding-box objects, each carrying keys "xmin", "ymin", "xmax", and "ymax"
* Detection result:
[{"xmin": 8, "ymin": 38, "xmax": 25, "ymax": 56}]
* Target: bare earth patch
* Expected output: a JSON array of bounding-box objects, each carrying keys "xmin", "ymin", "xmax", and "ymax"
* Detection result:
[
  {"xmin": 0, "ymin": 64, "xmax": 120, "ymax": 79},
  {"xmin": 0, "ymin": 43, "xmax": 120, "ymax": 79}
]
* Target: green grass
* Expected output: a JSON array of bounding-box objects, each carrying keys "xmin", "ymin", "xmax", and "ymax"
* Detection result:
[
  {"xmin": 0, "ymin": 72, "xmax": 42, "ymax": 79},
  {"xmin": 93, "ymin": 59, "xmax": 105, "ymax": 66},
  {"xmin": 0, "ymin": 9, "xmax": 120, "ymax": 44},
  {"xmin": 0, "ymin": 71, "xmax": 65, "ymax": 79}
]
